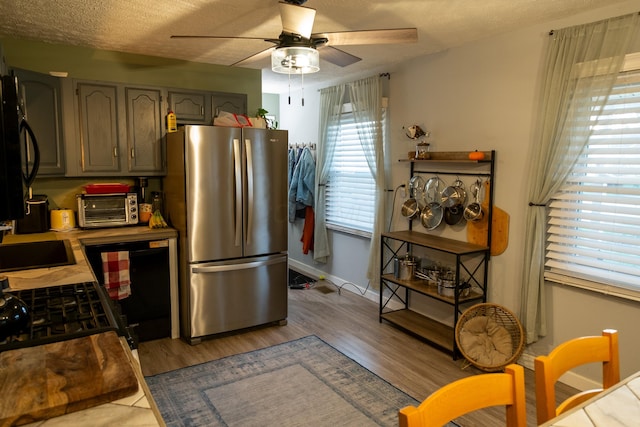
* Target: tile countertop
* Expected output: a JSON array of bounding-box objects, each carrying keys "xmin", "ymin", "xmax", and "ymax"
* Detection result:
[{"xmin": 1, "ymin": 226, "xmax": 177, "ymax": 427}]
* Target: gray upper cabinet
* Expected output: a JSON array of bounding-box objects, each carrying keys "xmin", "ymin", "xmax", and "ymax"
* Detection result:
[
  {"xmin": 67, "ymin": 81, "xmax": 166, "ymax": 177},
  {"xmin": 125, "ymin": 87, "xmax": 164, "ymax": 174},
  {"xmin": 76, "ymin": 82, "xmax": 122, "ymax": 174},
  {"xmin": 169, "ymin": 91, "xmax": 206, "ymax": 123},
  {"xmin": 170, "ymin": 89, "xmax": 247, "ymax": 124},
  {"xmin": 62, "ymin": 80, "xmax": 245, "ymax": 177},
  {"xmin": 211, "ymin": 92, "xmax": 247, "ymax": 117},
  {"xmin": 15, "ymin": 68, "xmax": 65, "ymax": 176}
]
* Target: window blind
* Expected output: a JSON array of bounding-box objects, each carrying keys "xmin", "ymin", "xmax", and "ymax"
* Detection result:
[
  {"xmin": 546, "ymin": 69, "xmax": 640, "ymax": 293},
  {"xmin": 325, "ymin": 109, "xmax": 376, "ymax": 234}
]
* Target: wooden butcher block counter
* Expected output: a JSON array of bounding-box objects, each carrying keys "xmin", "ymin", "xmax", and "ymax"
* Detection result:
[{"xmin": 0, "ymin": 332, "xmax": 138, "ymax": 426}]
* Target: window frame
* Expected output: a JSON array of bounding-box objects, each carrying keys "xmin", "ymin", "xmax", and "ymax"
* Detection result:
[
  {"xmin": 544, "ymin": 52, "xmax": 640, "ymax": 301},
  {"xmin": 324, "ymin": 103, "xmax": 382, "ymax": 237}
]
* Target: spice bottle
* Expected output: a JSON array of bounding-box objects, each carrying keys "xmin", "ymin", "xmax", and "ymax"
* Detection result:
[{"xmin": 167, "ymin": 110, "xmax": 177, "ymax": 133}]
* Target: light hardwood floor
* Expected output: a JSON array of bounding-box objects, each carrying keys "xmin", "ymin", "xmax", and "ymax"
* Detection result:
[{"xmin": 138, "ymin": 280, "xmax": 576, "ymax": 426}]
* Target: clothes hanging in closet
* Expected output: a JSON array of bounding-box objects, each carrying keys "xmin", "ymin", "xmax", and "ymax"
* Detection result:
[{"xmin": 288, "ymin": 146, "xmax": 316, "ymax": 222}]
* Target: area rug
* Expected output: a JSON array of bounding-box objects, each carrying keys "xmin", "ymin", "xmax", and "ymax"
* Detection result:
[{"xmin": 145, "ymin": 335, "xmax": 420, "ymax": 427}]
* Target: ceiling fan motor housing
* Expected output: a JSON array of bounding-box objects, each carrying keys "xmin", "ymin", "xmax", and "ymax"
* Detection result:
[{"xmin": 272, "ymin": 46, "xmax": 319, "ymax": 74}]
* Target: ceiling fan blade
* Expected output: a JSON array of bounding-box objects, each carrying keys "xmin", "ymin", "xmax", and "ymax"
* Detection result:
[
  {"xmin": 170, "ymin": 35, "xmax": 269, "ymax": 41},
  {"xmin": 318, "ymin": 46, "xmax": 361, "ymax": 67},
  {"xmin": 231, "ymin": 46, "xmax": 275, "ymax": 67},
  {"xmin": 313, "ymin": 28, "xmax": 418, "ymax": 46},
  {"xmin": 279, "ymin": 2, "xmax": 316, "ymax": 38}
]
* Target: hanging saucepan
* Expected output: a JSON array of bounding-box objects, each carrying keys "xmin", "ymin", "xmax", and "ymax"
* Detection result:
[
  {"xmin": 444, "ymin": 204, "xmax": 465, "ymax": 225},
  {"xmin": 463, "ymin": 178, "xmax": 484, "ymax": 221},
  {"xmin": 400, "ymin": 176, "xmax": 426, "ymax": 220},
  {"xmin": 401, "ymin": 198, "xmax": 420, "ymax": 219},
  {"xmin": 441, "ymin": 178, "xmax": 467, "ymax": 208}
]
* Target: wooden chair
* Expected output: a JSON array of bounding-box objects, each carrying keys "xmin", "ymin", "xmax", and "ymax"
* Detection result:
[
  {"xmin": 535, "ymin": 328, "xmax": 620, "ymax": 424},
  {"xmin": 398, "ymin": 364, "xmax": 526, "ymax": 427}
]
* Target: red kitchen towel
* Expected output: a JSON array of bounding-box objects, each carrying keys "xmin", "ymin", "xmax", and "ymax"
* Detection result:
[{"xmin": 101, "ymin": 251, "xmax": 131, "ymax": 300}]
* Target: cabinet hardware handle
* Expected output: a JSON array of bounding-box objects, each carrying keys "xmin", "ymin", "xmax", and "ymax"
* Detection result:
[
  {"xmin": 131, "ymin": 148, "xmax": 135, "ymax": 158},
  {"xmin": 113, "ymin": 146, "xmax": 118, "ymax": 157}
]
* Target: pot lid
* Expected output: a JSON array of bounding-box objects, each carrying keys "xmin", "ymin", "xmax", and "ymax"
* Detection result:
[{"xmin": 420, "ymin": 202, "xmax": 443, "ymax": 230}]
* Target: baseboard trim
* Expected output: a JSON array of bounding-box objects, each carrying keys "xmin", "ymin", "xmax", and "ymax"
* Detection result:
[{"xmin": 288, "ymin": 259, "xmax": 402, "ymax": 310}]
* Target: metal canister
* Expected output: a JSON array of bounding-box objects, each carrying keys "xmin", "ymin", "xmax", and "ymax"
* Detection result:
[{"xmin": 394, "ymin": 254, "xmax": 417, "ymax": 280}]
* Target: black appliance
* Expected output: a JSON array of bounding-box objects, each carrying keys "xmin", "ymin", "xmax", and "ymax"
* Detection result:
[
  {"xmin": 0, "ymin": 282, "xmax": 135, "ymax": 352},
  {"xmin": 15, "ymin": 194, "xmax": 49, "ymax": 233},
  {"xmin": 0, "ymin": 73, "xmax": 40, "ymax": 222},
  {"xmin": 84, "ymin": 239, "xmax": 171, "ymax": 342}
]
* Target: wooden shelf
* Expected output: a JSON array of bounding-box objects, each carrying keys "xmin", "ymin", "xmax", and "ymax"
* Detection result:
[
  {"xmin": 381, "ymin": 309, "xmax": 455, "ymax": 353},
  {"xmin": 381, "ymin": 274, "xmax": 484, "ymax": 305},
  {"xmin": 399, "ymin": 151, "xmax": 493, "ymax": 162},
  {"xmin": 382, "ymin": 230, "xmax": 489, "ymax": 254}
]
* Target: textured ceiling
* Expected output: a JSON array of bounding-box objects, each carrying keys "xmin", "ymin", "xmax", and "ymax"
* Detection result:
[{"xmin": 0, "ymin": 0, "xmax": 630, "ymax": 93}]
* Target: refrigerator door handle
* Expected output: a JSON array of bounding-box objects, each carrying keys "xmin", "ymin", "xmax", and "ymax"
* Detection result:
[
  {"xmin": 192, "ymin": 256, "xmax": 285, "ymax": 274},
  {"xmin": 233, "ymin": 138, "xmax": 242, "ymax": 247},
  {"xmin": 244, "ymin": 138, "xmax": 254, "ymax": 247}
]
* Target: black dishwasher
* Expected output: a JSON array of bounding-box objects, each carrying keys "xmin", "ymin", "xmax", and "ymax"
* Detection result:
[{"xmin": 84, "ymin": 239, "xmax": 171, "ymax": 342}]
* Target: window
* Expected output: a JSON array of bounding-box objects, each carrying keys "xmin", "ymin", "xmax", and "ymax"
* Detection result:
[
  {"xmin": 325, "ymin": 104, "xmax": 381, "ymax": 235},
  {"xmin": 546, "ymin": 66, "xmax": 640, "ymax": 298}
]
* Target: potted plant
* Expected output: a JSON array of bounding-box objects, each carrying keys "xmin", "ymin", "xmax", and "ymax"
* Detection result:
[{"xmin": 256, "ymin": 108, "xmax": 278, "ymax": 130}]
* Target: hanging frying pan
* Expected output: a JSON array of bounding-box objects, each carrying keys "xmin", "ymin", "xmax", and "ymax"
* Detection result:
[{"xmin": 444, "ymin": 204, "xmax": 464, "ymax": 225}]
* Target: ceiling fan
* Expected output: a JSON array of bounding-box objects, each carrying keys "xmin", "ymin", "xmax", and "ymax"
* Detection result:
[{"xmin": 170, "ymin": 0, "xmax": 418, "ymax": 72}]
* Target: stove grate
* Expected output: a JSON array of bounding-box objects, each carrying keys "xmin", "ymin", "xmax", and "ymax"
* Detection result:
[{"xmin": 0, "ymin": 282, "xmax": 120, "ymax": 352}]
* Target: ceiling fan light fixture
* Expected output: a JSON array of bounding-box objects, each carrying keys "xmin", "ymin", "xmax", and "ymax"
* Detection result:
[{"xmin": 272, "ymin": 46, "xmax": 319, "ymax": 74}]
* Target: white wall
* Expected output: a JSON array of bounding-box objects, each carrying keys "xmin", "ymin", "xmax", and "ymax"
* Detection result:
[
  {"xmin": 280, "ymin": 87, "xmax": 374, "ymax": 293},
  {"xmin": 280, "ymin": 0, "xmax": 640, "ymax": 387}
]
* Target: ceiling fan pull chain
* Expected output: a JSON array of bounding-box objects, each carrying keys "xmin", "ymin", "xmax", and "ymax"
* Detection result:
[
  {"xmin": 288, "ymin": 69, "xmax": 292, "ymax": 105},
  {"xmin": 301, "ymin": 73, "xmax": 305, "ymax": 107}
]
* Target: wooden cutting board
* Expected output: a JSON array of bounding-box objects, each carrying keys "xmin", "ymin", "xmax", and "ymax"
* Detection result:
[
  {"xmin": 0, "ymin": 331, "xmax": 138, "ymax": 426},
  {"xmin": 467, "ymin": 180, "xmax": 510, "ymax": 255}
]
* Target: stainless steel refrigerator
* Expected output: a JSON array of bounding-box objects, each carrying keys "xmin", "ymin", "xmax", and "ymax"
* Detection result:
[{"xmin": 164, "ymin": 125, "xmax": 288, "ymax": 344}]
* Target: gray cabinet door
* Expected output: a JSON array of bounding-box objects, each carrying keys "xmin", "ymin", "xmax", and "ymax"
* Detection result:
[
  {"xmin": 77, "ymin": 83, "xmax": 122, "ymax": 173},
  {"xmin": 126, "ymin": 87, "xmax": 165, "ymax": 174},
  {"xmin": 169, "ymin": 91, "xmax": 206, "ymax": 123},
  {"xmin": 15, "ymin": 68, "xmax": 65, "ymax": 176},
  {"xmin": 211, "ymin": 92, "xmax": 247, "ymax": 117},
  {"xmin": 170, "ymin": 90, "xmax": 248, "ymax": 124}
]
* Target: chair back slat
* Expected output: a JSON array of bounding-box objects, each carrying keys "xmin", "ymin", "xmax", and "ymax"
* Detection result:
[
  {"xmin": 399, "ymin": 364, "xmax": 526, "ymax": 427},
  {"xmin": 535, "ymin": 329, "xmax": 620, "ymax": 424}
]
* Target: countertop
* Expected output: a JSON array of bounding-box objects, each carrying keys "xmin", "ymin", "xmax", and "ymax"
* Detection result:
[
  {"xmin": 1, "ymin": 226, "xmax": 178, "ymax": 427},
  {"xmin": 2, "ymin": 226, "xmax": 178, "ymax": 291}
]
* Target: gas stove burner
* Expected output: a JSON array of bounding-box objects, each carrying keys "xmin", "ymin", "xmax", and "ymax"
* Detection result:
[
  {"xmin": 47, "ymin": 296, "xmax": 78, "ymax": 310},
  {"xmin": 0, "ymin": 282, "xmax": 126, "ymax": 352}
]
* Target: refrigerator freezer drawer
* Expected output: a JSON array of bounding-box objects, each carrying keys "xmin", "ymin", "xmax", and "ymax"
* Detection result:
[{"xmin": 187, "ymin": 253, "xmax": 287, "ymax": 340}]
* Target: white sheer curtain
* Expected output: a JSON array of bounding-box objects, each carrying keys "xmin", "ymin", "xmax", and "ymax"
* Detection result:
[
  {"xmin": 314, "ymin": 84, "xmax": 345, "ymax": 263},
  {"xmin": 520, "ymin": 13, "xmax": 639, "ymax": 344},
  {"xmin": 349, "ymin": 76, "xmax": 385, "ymax": 285}
]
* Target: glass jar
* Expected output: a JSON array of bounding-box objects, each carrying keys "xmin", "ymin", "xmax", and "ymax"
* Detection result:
[{"xmin": 416, "ymin": 141, "xmax": 430, "ymax": 160}]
